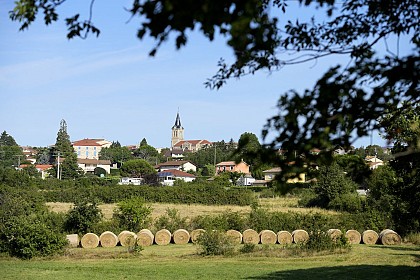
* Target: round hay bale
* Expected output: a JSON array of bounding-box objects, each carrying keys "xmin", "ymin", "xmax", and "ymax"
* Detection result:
[
  {"xmin": 260, "ymin": 230, "xmax": 277, "ymax": 245},
  {"xmin": 345, "ymin": 230, "xmax": 361, "ymax": 244},
  {"xmin": 81, "ymin": 233, "xmax": 99, "ymax": 249},
  {"xmin": 277, "ymin": 231, "xmax": 293, "ymax": 245},
  {"xmin": 327, "ymin": 229, "xmax": 343, "ymax": 241},
  {"xmin": 173, "ymin": 229, "xmax": 190, "ymax": 245},
  {"xmin": 226, "ymin": 230, "xmax": 243, "ymax": 244},
  {"xmin": 66, "ymin": 234, "xmax": 79, "ymax": 248},
  {"xmin": 137, "ymin": 229, "xmax": 154, "ymax": 247},
  {"xmin": 190, "ymin": 229, "xmax": 206, "ymax": 243},
  {"xmin": 362, "ymin": 230, "xmax": 379, "ymax": 245},
  {"xmin": 99, "ymin": 231, "xmax": 118, "ymax": 248},
  {"xmin": 118, "ymin": 231, "xmax": 137, "ymax": 247},
  {"xmin": 155, "ymin": 229, "xmax": 172, "ymax": 245},
  {"xmin": 379, "ymin": 229, "xmax": 401, "ymax": 245},
  {"xmin": 118, "ymin": 230, "xmax": 130, "ymax": 241},
  {"xmin": 243, "ymin": 229, "xmax": 260, "ymax": 244},
  {"xmin": 292, "ymin": 229, "xmax": 309, "ymax": 244}
]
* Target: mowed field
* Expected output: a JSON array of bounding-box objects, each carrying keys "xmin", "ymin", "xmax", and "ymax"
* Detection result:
[
  {"xmin": 0, "ymin": 244, "xmax": 419, "ymax": 279},
  {"xmin": 46, "ymin": 197, "xmax": 338, "ymax": 220}
]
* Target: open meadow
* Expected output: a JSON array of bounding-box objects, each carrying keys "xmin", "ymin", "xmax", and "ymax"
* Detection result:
[
  {"xmin": 0, "ymin": 243, "xmax": 419, "ymax": 279},
  {"xmin": 46, "ymin": 197, "xmax": 338, "ymax": 220}
]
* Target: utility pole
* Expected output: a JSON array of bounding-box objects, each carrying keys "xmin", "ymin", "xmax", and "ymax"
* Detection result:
[
  {"xmin": 14, "ymin": 155, "xmax": 23, "ymax": 169},
  {"xmin": 56, "ymin": 152, "xmax": 61, "ymax": 180}
]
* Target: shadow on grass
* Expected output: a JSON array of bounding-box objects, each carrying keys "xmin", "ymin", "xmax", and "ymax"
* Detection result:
[
  {"xmin": 244, "ymin": 265, "xmax": 420, "ymax": 280},
  {"xmin": 369, "ymin": 245, "xmax": 420, "ymax": 252}
]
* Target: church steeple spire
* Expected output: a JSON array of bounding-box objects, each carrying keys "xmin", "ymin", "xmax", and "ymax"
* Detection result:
[
  {"xmin": 173, "ymin": 111, "xmax": 182, "ymax": 129},
  {"xmin": 171, "ymin": 111, "xmax": 184, "ymax": 148}
]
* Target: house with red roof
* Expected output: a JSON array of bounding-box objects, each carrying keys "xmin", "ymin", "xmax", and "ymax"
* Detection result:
[
  {"xmin": 72, "ymin": 138, "xmax": 112, "ymax": 160},
  {"xmin": 158, "ymin": 169, "xmax": 196, "ymax": 186},
  {"xmin": 216, "ymin": 160, "xmax": 250, "ymax": 175}
]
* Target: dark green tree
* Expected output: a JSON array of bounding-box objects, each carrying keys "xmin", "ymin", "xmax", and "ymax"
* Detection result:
[
  {"xmin": 99, "ymin": 144, "xmax": 133, "ymax": 165},
  {"xmin": 334, "ymin": 154, "xmax": 371, "ymax": 186},
  {"xmin": 309, "ymin": 162, "xmax": 361, "ymax": 212},
  {"xmin": 134, "ymin": 144, "xmax": 159, "ymax": 164},
  {"xmin": 378, "ymin": 102, "xmax": 420, "ymax": 234},
  {"xmin": 0, "ymin": 131, "xmax": 24, "ymax": 168},
  {"xmin": 0, "ymin": 131, "xmax": 18, "ymax": 146},
  {"xmin": 120, "ymin": 159, "xmax": 157, "ymax": 178},
  {"xmin": 64, "ymin": 200, "xmax": 102, "ymax": 234},
  {"xmin": 53, "ymin": 119, "xmax": 81, "ymax": 179},
  {"xmin": 139, "ymin": 138, "xmax": 148, "ymax": 147}
]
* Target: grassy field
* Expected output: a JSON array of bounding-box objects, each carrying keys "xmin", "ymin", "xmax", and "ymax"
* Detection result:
[
  {"xmin": 0, "ymin": 244, "xmax": 419, "ymax": 279},
  {"xmin": 46, "ymin": 197, "xmax": 338, "ymax": 220}
]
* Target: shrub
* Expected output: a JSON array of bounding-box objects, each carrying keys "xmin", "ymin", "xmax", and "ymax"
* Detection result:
[
  {"xmin": 2, "ymin": 216, "xmax": 68, "ymax": 259},
  {"xmin": 301, "ymin": 230, "xmax": 349, "ymax": 253},
  {"xmin": 153, "ymin": 208, "xmax": 188, "ymax": 232},
  {"xmin": 196, "ymin": 230, "xmax": 236, "ymax": 256},
  {"xmin": 64, "ymin": 200, "xmax": 102, "ymax": 234},
  {"xmin": 113, "ymin": 197, "xmax": 152, "ymax": 231},
  {"xmin": 239, "ymin": 243, "xmax": 256, "ymax": 254}
]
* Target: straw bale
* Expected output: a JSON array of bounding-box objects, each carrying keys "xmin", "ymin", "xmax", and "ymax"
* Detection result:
[
  {"xmin": 327, "ymin": 229, "xmax": 343, "ymax": 241},
  {"xmin": 190, "ymin": 229, "xmax": 206, "ymax": 243},
  {"xmin": 81, "ymin": 233, "xmax": 99, "ymax": 249},
  {"xmin": 243, "ymin": 229, "xmax": 260, "ymax": 244},
  {"xmin": 99, "ymin": 231, "xmax": 118, "ymax": 248},
  {"xmin": 226, "ymin": 229, "xmax": 243, "ymax": 244},
  {"xmin": 260, "ymin": 230, "xmax": 277, "ymax": 245},
  {"xmin": 155, "ymin": 229, "xmax": 172, "ymax": 245},
  {"xmin": 137, "ymin": 229, "xmax": 154, "ymax": 247},
  {"xmin": 292, "ymin": 229, "xmax": 309, "ymax": 244},
  {"xmin": 277, "ymin": 231, "xmax": 293, "ymax": 245},
  {"xmin": 379, "ymin": 229, "xmax": 401, "ymax": 245},
  {"xmin": 345, "ymin": 230, "xmax": 361, "ymax": 244},
  {"xmin": 119, "ymin": 231, "xmax": 137, "ymax": 247},
  {"xmin": 173, "ymin": 229, "xmax": 190, "ymax": 245},
  {"xmin": 66, "ymin": 234, "xmax": 79, "ymax": 248},
  {"xmin": 362, "ymin": 230, "xmax": 379, "ymax": 245}
]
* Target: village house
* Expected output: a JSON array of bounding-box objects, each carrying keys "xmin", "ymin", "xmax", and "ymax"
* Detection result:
[
  {"xmin": 77, "ymin": 158, "xmax": 112, "ymax": 174},
  {"xmin": 158, "ymin": 169, "xmax": 196, "ymax": 186},
  {"xmin": 215, "ymin": 160, "xmax": 250, "ymax": 174},
  {"xmin": 72, "ymin": 138, "xmax": 112, "ymax": 160},
  {"xmin": 19, "ymin": 164, "xmax": 53, "ymax": 179},
  {"xmin": 155, "ymin": 160, "xmax": 197, "ymax": 173},
  {"xmin": 262, "ymin": 167, "xmax": 306, "ymax": 184}
]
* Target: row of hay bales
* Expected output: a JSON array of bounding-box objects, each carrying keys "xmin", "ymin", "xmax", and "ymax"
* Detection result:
[{"xmin": 66, "ymin": 228, "xmax": 401, "ymax": 249}]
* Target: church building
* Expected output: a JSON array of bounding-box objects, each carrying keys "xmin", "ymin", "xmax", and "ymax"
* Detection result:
[{"xmin": 170, "ymin": 112, "xmax": 212, "ymax": 153}]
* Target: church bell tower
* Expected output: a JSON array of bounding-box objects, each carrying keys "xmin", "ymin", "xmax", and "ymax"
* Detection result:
[{"xmin": 171, "ymin": 112, "xmax": 184, "ymax": 148}]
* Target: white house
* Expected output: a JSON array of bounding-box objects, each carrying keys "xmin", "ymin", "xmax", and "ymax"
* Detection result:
[
  {"xmin": 158, "ymin": 169, "xmax": 196, "ymax": 186},
  {"xmin": 155, "ymin": 160, "xmax": 197, "ymax": 172},
  {"xmin": 77, "ymin": 159, "xmax": 111, "ymax": 174}
]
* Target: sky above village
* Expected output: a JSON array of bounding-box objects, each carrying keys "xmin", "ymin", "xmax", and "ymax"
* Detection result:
[{"xmin": 0, "ymin": 1, "xmax": 393, "ymax": 148}]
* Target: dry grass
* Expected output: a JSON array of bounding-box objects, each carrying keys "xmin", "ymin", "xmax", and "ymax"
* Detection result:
[{"xmin": 46, "ymin": 196, "xmax": 338, "ymax": 221}]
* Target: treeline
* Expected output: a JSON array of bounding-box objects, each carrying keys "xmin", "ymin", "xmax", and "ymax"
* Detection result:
[{"xmin": 42, "ymin": 183, "xmax": 255, "ymax": 206}]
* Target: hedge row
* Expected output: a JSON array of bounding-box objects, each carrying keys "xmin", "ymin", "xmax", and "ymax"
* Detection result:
[
  {"xmin": 41, "ymin": 183, "xmax": 256, "ymax": 206},
  {"xmin": 189, "ymin": 208, "xmax": 391, "ymax": 234}
]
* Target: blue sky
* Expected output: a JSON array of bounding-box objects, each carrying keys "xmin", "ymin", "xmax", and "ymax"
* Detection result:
[{"xmin": 0, "ymin": 1, "xmax": 389, "ymax": 148}]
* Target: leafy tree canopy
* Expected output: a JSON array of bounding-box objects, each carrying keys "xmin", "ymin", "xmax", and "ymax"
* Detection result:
[
  {"xmin": 99, "ymin": 145, "xmax": 133, "ymax": 164},
  {"xmin": 120, "ymin": 159, "xmax": 157, "ymax": 178},
  {"xmin": 9, "ymin": 0, "xmax": 420, "ymax": 179}
]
